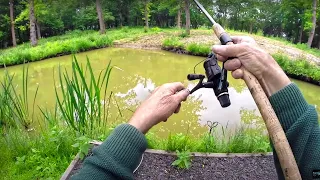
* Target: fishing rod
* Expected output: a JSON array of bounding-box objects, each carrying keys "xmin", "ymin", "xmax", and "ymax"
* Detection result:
[{"xmin": 188, "ymin": 0, "xmax": 301, "ymax": 179}]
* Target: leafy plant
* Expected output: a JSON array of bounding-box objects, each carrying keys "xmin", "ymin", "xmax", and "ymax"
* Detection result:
[
  {"xmin": 72, "ymin": 136, "xmax": 93, "ymax": 160},
  {"xmin": 162, "ymin": 37, "xmax": 184, "ymax": 49},
  {"xmin": 186, "ymin": 43, "xmax": 211, "ymax": 56},
  {"xmin": 172, "ymin": 150, "xmax": 192, "ymax": 169}
]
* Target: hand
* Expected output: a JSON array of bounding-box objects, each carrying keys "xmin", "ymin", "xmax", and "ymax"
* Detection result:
[
  {"xmin": 212, "ymin": 36, "xmax": 291, "ymax": 97},
  {"xmin": 129, "ymin": 82, "xmax": 190, "ymax": 134}
]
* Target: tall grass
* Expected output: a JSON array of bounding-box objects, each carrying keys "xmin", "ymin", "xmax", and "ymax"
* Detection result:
[
  {"xmin": 0, "ymin": 65, "xmax": 39, "ymax": 129},
  {"xmin": 55, "ymin": 56, "xmax": 113, "ymax": 136}
]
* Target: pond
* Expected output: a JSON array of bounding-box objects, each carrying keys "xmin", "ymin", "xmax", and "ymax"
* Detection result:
[{"xmin": 1, "ymin": 48, "xmax": 319, "ymax": 138}]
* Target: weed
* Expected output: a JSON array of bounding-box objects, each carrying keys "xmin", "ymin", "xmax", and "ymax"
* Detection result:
[
  {"xmin": 186, "ymin": 43, "xmax": 211, "ymax": 56},
  {"xmin": 162, "ymin": 37, "xmax": 184, "ymax": 49},
  {"xmin": 179, "ymin": 31, "xmax": 189, "ymax": 38},
  {"xmin": 0, "ymin": 65, "xmax": 39, "ymax": 129},
  {"xmin": 273, "ymin": 53, "xmax": 320, "ymax": 81},
  {"xmin": 55, "ymin": 57, "xmax": 112, "ymax": 136},
  {"xmin": 72, "ymin": 136, "xmax": 93, "ymax": 160},
  {"xmin": 172, "ymin": 150, "xmax": 192, "ymax": 169}
]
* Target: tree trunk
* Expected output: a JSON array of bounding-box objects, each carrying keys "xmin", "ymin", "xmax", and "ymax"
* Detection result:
[
  {"xmin": 185, "ymin": 0, "xmax": 190, "ymax": 35},
  {"xmin": 307, "ymin": 0, "xmax": 317, "ymax": 48},
  {"xmin": 144, "ymin": 0, "xmax": 149, "ymax": 30},
  {"xmin": 177, "ymin": 7, "xmax": 181, "ymax": 29},
  {"xmin": 10, "ymin": 0, "xmax": 17, "ymax": 47},
  {"xmin": 249, "ymin": 22, "xmax": 253, "ymax": 34},
  {"xmin": 29, "ymin": 0, "xmax": 37, "ymax": 47},
  {"xmin": 36, "ymin": 20, "xmax": 41, "ymax": 39},
  {"xmin": 298, "ymin": 24, "xmax": 303, "ymax": 43},
  {"xmin": 96, "ymin": 0, "xmax": 106, "ymax": 34}
]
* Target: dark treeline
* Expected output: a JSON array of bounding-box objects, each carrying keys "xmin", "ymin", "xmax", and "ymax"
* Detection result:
[{"xmin": 0, "ymin": 0, "xmax": 319, "ymax": 49}]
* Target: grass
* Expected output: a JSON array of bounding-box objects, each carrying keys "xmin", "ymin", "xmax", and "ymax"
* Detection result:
[
  {"xmin": 162, "ymin": 37, "xmax": 320, "ymax": 83},
  {"xmin": 147, "ymin": 128, "xmax": 271, "ymax": 153},
  {"xmin": 273, "ymin": 53, "xmax": 320, "ymax": 81},
  {"xmin": 55, "ymin": 56, "xmax": 113, "ymax": 136},
  {"xmin": 267, "ymin": 36, "xmax": 320, "ymax": 58},
  {"xmin": 0, "ymin": 65, "xmax": 39, "ymax": 129},
  {"xmin": 0, "ymin": 28, "xmax": 174, "ymax": 67}
]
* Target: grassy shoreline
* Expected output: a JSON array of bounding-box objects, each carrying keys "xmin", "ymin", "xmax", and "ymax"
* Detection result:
[{"xmin": 162, "ymin": 37, "xmax": 320, "ymax": 86}]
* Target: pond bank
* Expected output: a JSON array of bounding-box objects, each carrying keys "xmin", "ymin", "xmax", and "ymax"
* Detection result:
[{"xmin": 163, "ymin": 46, "xmax": 320, "ymax": 86}]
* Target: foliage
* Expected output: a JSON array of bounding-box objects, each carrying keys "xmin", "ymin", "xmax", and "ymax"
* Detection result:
[
  {"xmin": 186, "ymin": 43, "xmax": 211, "ymax": 56},
  {"xmin": 1, "ymin": 126, "xmax": 76, "ymax": 179},
  {"xmin": 72, "ymin": 136, "xmax": 93, "ymax": 160},
  {"xmin": 172, "ymin": 150, "xmax": 192, "ymax": 169},
  {"xmin": 0, "ymin": 65, "xmax": 38, "ymax": 129},
  {"xmin": 56, "ymin": 57, "xmax": 112, "ymax": 136},
  {"xmin": 273, "ymin": 53, "xmax": 320, "ymax": 81},
  {"xmin": 162, "ymin": 37, "xmax": 184, "ymax": 49}
]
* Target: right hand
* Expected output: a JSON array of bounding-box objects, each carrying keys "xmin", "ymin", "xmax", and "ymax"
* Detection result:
[{"xmin": 212, "ymin": 36, "xmax": 291, "ymax": 97}]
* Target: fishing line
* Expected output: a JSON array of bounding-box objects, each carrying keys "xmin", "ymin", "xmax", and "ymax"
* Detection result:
[{"xmin": 193, "ymin": 58, "xmax": 206, "ymax": 74}]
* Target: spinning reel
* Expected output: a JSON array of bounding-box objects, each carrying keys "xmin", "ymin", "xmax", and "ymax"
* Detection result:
[{"xmin": 187, "ymin": 53, "xmax": 231, "ymax": 108}]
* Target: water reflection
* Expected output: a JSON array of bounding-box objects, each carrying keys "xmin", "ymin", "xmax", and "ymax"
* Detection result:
[
  {"xmin": 189, "ymin": 84, "xmax": 261, "ymax": 130},
  {"xmin": 115, "ymin": 76, "xmax": 263, "ymax": 136}
]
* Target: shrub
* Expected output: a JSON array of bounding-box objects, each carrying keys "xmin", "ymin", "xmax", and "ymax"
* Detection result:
[
  {"xmin": 186, "ymin": 43, "xmax": 211, "ymax": 56},
  {"xmin": 162, "ymin": 37, "xmax": 184, "ymax": 49}
]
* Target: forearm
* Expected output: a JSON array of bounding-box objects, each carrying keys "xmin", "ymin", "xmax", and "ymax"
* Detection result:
[
  {"xmin": 269, "ymin": 83, "xmax": 320, "ymax": 180},
  {"xmin": 71, "ymin": 124, "xmax": 147, "ymax": 180}
]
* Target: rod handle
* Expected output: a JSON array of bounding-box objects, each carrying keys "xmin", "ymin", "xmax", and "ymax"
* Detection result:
[{"xmin": 212, "ymin": 24, "xmax": 302, "ymax": 180}]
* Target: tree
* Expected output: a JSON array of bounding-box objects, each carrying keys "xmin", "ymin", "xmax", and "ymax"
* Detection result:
[
  {"xmin": 307, "ymin": 0, "xmax": 318, "ymax": 47},
  {"xmin": 96, "ymin": 0, "xmax": 106, "ymax": 34},
  {"xmin": 185, "ymin": 0, "xmax": 190, "ymax": 35},
  {"xmin": 29, "ymin": 0, "xmax": 37, "ymax": 46},
  {"xmin": 143, "ymin": 0, "xmax": 151, "ymax": 31},
  {"xmin": 9, "ymin": 0, "xmax": 16, "ymax": 46},
  {"xmin": 177, "ymin": 6, "xmax": 181, "ymax": 29}
]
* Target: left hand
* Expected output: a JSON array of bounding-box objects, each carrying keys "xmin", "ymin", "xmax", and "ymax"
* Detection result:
[{"xmin": 129, "ymin": 82, "xmax": 190, "ymax": 134}]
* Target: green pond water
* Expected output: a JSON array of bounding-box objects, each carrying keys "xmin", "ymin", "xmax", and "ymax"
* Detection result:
[{"xmin": 1, "ymin": 48, "xmax": 319, "ymax": 137}]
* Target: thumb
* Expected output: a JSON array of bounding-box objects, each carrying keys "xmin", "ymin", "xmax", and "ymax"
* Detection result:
[
  {"xmin": 174, "ymin": 89, "xmax": 190, "ymax": 102},
  {"xmin": 212, "ymin": 44, "xmax": 244, "ymax": 58}
]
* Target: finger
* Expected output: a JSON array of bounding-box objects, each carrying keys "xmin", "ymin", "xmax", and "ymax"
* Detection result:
[
  {"xmin": 174, "ymin": 103, "xmax": 181, "ymax": 114},
  {"xmin": 174, "ymin": 89, "xmax": 190, "ymax": 102},
  {"xmin": 212, "ymin": 44, "xmax": 245, "ymax": 58},
  {"xmin": 232, "ymin": 69, "xmax": 244, "ymax": 79},
  {"xmin": 224, "ymin": 58, "xmax": 242, "ymax": 71},
  {"xmin": 216, "ymin": 54, "xmax": 228, "ymax": 62},
  {"xmin": 165, "ymin": 82, "xmax": 185, "ymax": 93},
  {"xmin": 231, "ymin": 36, "xmax": 255, "ymax": 44}
]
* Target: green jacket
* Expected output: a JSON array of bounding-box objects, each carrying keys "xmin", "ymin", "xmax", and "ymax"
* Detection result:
[{"xmin": 71, "ymin": 84, "xmax": 320, "ymax": 180}]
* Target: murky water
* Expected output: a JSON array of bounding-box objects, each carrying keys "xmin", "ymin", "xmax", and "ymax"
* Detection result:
[{"xmin": 1, "ymin": 48, "xmax": 319, "ymax": 137}]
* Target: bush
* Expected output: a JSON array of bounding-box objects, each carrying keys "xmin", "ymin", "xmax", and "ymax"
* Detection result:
[
  {"xmin": 272, "ymin": 53, "xmax": 320, "ymax": 81},
  {"xmin": 186, "ymin": 43, "xmax": 211, "ymax": 56},
  {"xmin": 162, "ymin": 37, "xmax": 184, "ymax": 49}
]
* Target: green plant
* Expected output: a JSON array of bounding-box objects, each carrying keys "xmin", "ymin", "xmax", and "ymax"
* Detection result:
[
  {"xmin": 55, "ymin": 56, "xmax": 113, "ymax": 136},
  {"xmin": 172, "ymin": 150, "xmax": 192, "ymax": 169},
  {"xmin": 162, "ymin": 37, "xmax": 184, "ymax": 49},
  {"xmin": 72, "ymin": 136, "xmax": 93, "ymax": 160},
  {"xmin": 186, "ymin": 43, "xmax": 211, "ymax": 56},
  {"xmin": 179, "ymin": 31, "xmax": 189, "ymax": 38},
  {"xmin": 0, "ymin": 65, "xmax": 38, "ymax": 129}
]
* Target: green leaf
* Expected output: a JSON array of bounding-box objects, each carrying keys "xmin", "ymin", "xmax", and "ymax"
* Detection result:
[{"xmin": 72, "ymin": 143, "xmax": 80, "ymax": 148}]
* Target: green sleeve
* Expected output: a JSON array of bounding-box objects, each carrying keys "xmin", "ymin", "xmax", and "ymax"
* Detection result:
[
  {"xmin": 71, "ymin": 124, "xmax": 147, "ymax": 180},
  {"xmin": 269, "ymin": 83, "xmax": 320, "ymax": 180}
]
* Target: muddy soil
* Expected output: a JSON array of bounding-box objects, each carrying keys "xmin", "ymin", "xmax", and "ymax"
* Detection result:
[{"xmin": 68, "ymin": 151, "xmax": 277, "ymax": 180}]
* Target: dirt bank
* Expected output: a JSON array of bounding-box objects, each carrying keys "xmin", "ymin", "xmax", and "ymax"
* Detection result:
[{"xmin": 116, "ymin": 30, "xmax": 320, "ymax": 65}]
